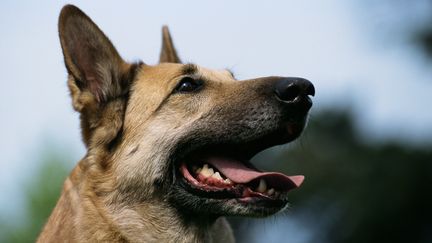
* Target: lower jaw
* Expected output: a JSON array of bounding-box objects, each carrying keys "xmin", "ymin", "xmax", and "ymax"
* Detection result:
[
  {"xmin": 191, "ymin": 195, "xmax": 286, "ymax": 217},
  {"xmin": 170, "ymin": 157, "xmax": 294, "ymax": 217},
  {"xmin": 173, "ymin": 177, "xmax": 288, "ymax": 217}
]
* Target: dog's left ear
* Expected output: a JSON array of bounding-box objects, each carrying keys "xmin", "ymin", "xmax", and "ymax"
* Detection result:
[
  {"xmin": 58, "ymin": 5, "xmax": 140, "ymax": 148},
  {"xmin": 59, "ymin": 5, "xmax": 138, "ymax": 104},
  {"xmin": 159, "ymin": 26, "xmax": 181, "ymax": 63}
]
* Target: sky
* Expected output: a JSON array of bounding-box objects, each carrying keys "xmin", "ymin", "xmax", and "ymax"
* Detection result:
[{"xmin": 1, "ymin": 0, "xmax": 431, "ymax": 241}]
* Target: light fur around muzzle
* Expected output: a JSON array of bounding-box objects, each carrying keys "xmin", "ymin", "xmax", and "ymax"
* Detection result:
[{"xmin": 38, "ymin": 4, "xmax": 313, "ymax": 243}]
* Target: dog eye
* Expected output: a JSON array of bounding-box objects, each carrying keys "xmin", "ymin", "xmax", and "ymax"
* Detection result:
[{"xmin": 175, "ymin": 77, "xmax": 203, "ymax": 93}]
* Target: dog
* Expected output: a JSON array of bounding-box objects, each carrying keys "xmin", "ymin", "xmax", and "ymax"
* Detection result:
[{"xmin": 37, "ymin": 4, "xmax": 315, "ymax": 242}]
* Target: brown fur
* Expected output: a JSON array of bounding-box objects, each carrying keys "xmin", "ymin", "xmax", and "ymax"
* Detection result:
[{"xmin": 38, "ymin": 4, "xmax": 313, "ymax": 243}]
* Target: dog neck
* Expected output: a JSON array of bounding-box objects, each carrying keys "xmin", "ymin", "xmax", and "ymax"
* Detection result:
[
  {"xmin": 38, "ymin": 162, "xmax": 234, "ymax": 243},
  {"xmin": 109, "ymin": 201, "xmax": 233, "ymax": 242}
]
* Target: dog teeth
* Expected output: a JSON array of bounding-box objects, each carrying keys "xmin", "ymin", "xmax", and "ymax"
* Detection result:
[
  {"xmin": 200, "ymin": 164, "xmax": 214, "ymax": 177},
  {"xmin": 257, "ymin": 179, "xmax": 267, "ymax": 193},
  {"xmin": 267, "ymin": 188, "xmax": 275, "ymax": 195},
  {"xmin": 195, "ymin": 164, "xmax": 232, "ymax": 183},
  {"xmin": 211, "ymin": 172, "xmax": 223, "ymax": 180}
]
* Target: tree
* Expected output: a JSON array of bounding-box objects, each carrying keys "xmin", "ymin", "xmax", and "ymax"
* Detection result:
[
  {"xmin": 0, "ymin": 153, "xmax": 69, "ymax": 243},
  {"xmin": 232, "ymin": 110, "xmax": 432, "ymax": 243}
]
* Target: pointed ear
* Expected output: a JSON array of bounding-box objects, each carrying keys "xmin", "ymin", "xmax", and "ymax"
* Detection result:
[
  {"xmin": 59, "ymin": 5, "xmax": 137, "ymax": 106},
  {"xmin": 58, "ymin": 5, "xmax": 141, "ymax": 148},
  {"xmin": 159, "ymin": 26, "xmax": 181, "ymax": 63}
]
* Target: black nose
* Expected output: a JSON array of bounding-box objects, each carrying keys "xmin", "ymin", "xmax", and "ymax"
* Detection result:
[{"xmin": 274, "ymin": 77, "xmax": 315, "ymax": 106}]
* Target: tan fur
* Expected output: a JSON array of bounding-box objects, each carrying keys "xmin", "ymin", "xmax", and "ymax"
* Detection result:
[
  {"xmin": 38, "ymin": 5, "xmax": 238, "ymax": 243},
  {"xmin": 38, "ymin": 4, "xmax": 313, "ymax": 243}
]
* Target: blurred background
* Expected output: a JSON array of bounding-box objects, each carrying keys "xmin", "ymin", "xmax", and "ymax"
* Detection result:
[{"xmin": 1, "ymin": 1, "xmax": 432, "ymax": 242}]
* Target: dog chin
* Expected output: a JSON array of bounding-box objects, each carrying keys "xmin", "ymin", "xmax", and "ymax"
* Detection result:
[{"xmin": 169, "ymin": 183, "xmax": 288, "ymax": 217}]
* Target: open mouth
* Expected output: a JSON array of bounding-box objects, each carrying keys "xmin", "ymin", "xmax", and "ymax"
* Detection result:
[
  {"xmin": 177, "ymin": 124, "xmax": 306, "ymax": 208},
  {"xmin": 168, "ymin": 77, "xmax": 314, "ymax": 215},
  {"xmin": 180, "ymin": 158, "xmax": 304, "ymax": 201}
]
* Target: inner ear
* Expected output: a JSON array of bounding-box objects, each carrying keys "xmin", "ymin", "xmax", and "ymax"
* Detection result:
[
  {"xmin": 159, "ymin": 26, "xmax": 182, "ymax": 63},
  {"xmin": 59, "ymin": 4, "xmax": 131, "ymax": 102}
]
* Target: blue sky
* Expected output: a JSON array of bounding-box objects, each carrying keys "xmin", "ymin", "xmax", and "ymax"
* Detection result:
[{"xmin": 1, "ymin": 0, "xmax": 431, "ymax": 241}]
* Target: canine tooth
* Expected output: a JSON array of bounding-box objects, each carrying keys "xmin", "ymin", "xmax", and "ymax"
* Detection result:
[
  {"xmin": 224, "ymin": 178, "xmax": 233, "ymax": 184},
  {"xmin": 267, "ymin": 188, "xmax": 275, "ymax": 195},
  {"xmin": 257, "ymin": 179, "xmax": 267, "ymax": 193},
  {"xmin": 211, "ymin": 172, "xmax": 223, "ymax": 180},
  {"xmin": 201, "ymin": 164, "xmax": 213, "ymax": 177}
]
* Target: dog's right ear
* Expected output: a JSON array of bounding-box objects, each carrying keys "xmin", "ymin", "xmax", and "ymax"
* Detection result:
[
  {"xmin": 58, "ymin": 5, "xmax": 140, "ymax": 148},
  {"xmin": 159, "ymin": 26, "xmax": 181, "ymax": 63}
]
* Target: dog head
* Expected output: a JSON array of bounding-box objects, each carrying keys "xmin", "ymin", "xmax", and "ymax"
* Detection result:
[{"xmin": 59, "ymin": 5, "xmax": 314, "ymax": 218}]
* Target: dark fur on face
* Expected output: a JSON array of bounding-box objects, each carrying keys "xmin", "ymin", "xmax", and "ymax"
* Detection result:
[
  {"xmin": 159, "ymin": 77, "xmax": 310, "ymax": 218},
  {"xmin": 38, "ymin": 4, "xmax": 314, "ymax": 242}
]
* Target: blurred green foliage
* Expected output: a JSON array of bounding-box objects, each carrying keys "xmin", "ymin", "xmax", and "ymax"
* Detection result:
[
  {"xmin": 416, "ymin": 26, "xmax": 432, "ymax": 58},
  {"xmin": 0, "ymin": 154, "xmax": 69, "ymax": 243},
  {"xmin": 233, "ymin": 110, "xmax": 432, "ymax": 243}
]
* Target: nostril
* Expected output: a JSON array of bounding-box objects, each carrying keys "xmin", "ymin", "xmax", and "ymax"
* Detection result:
[{"xmin": 282, "ymin": 83, "xmax": 301, "ymax": 102}]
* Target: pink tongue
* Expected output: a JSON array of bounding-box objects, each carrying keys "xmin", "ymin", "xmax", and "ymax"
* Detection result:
[{"xmin": 207, "ymin": 158, "xmax": 304, "ymax": 190}]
